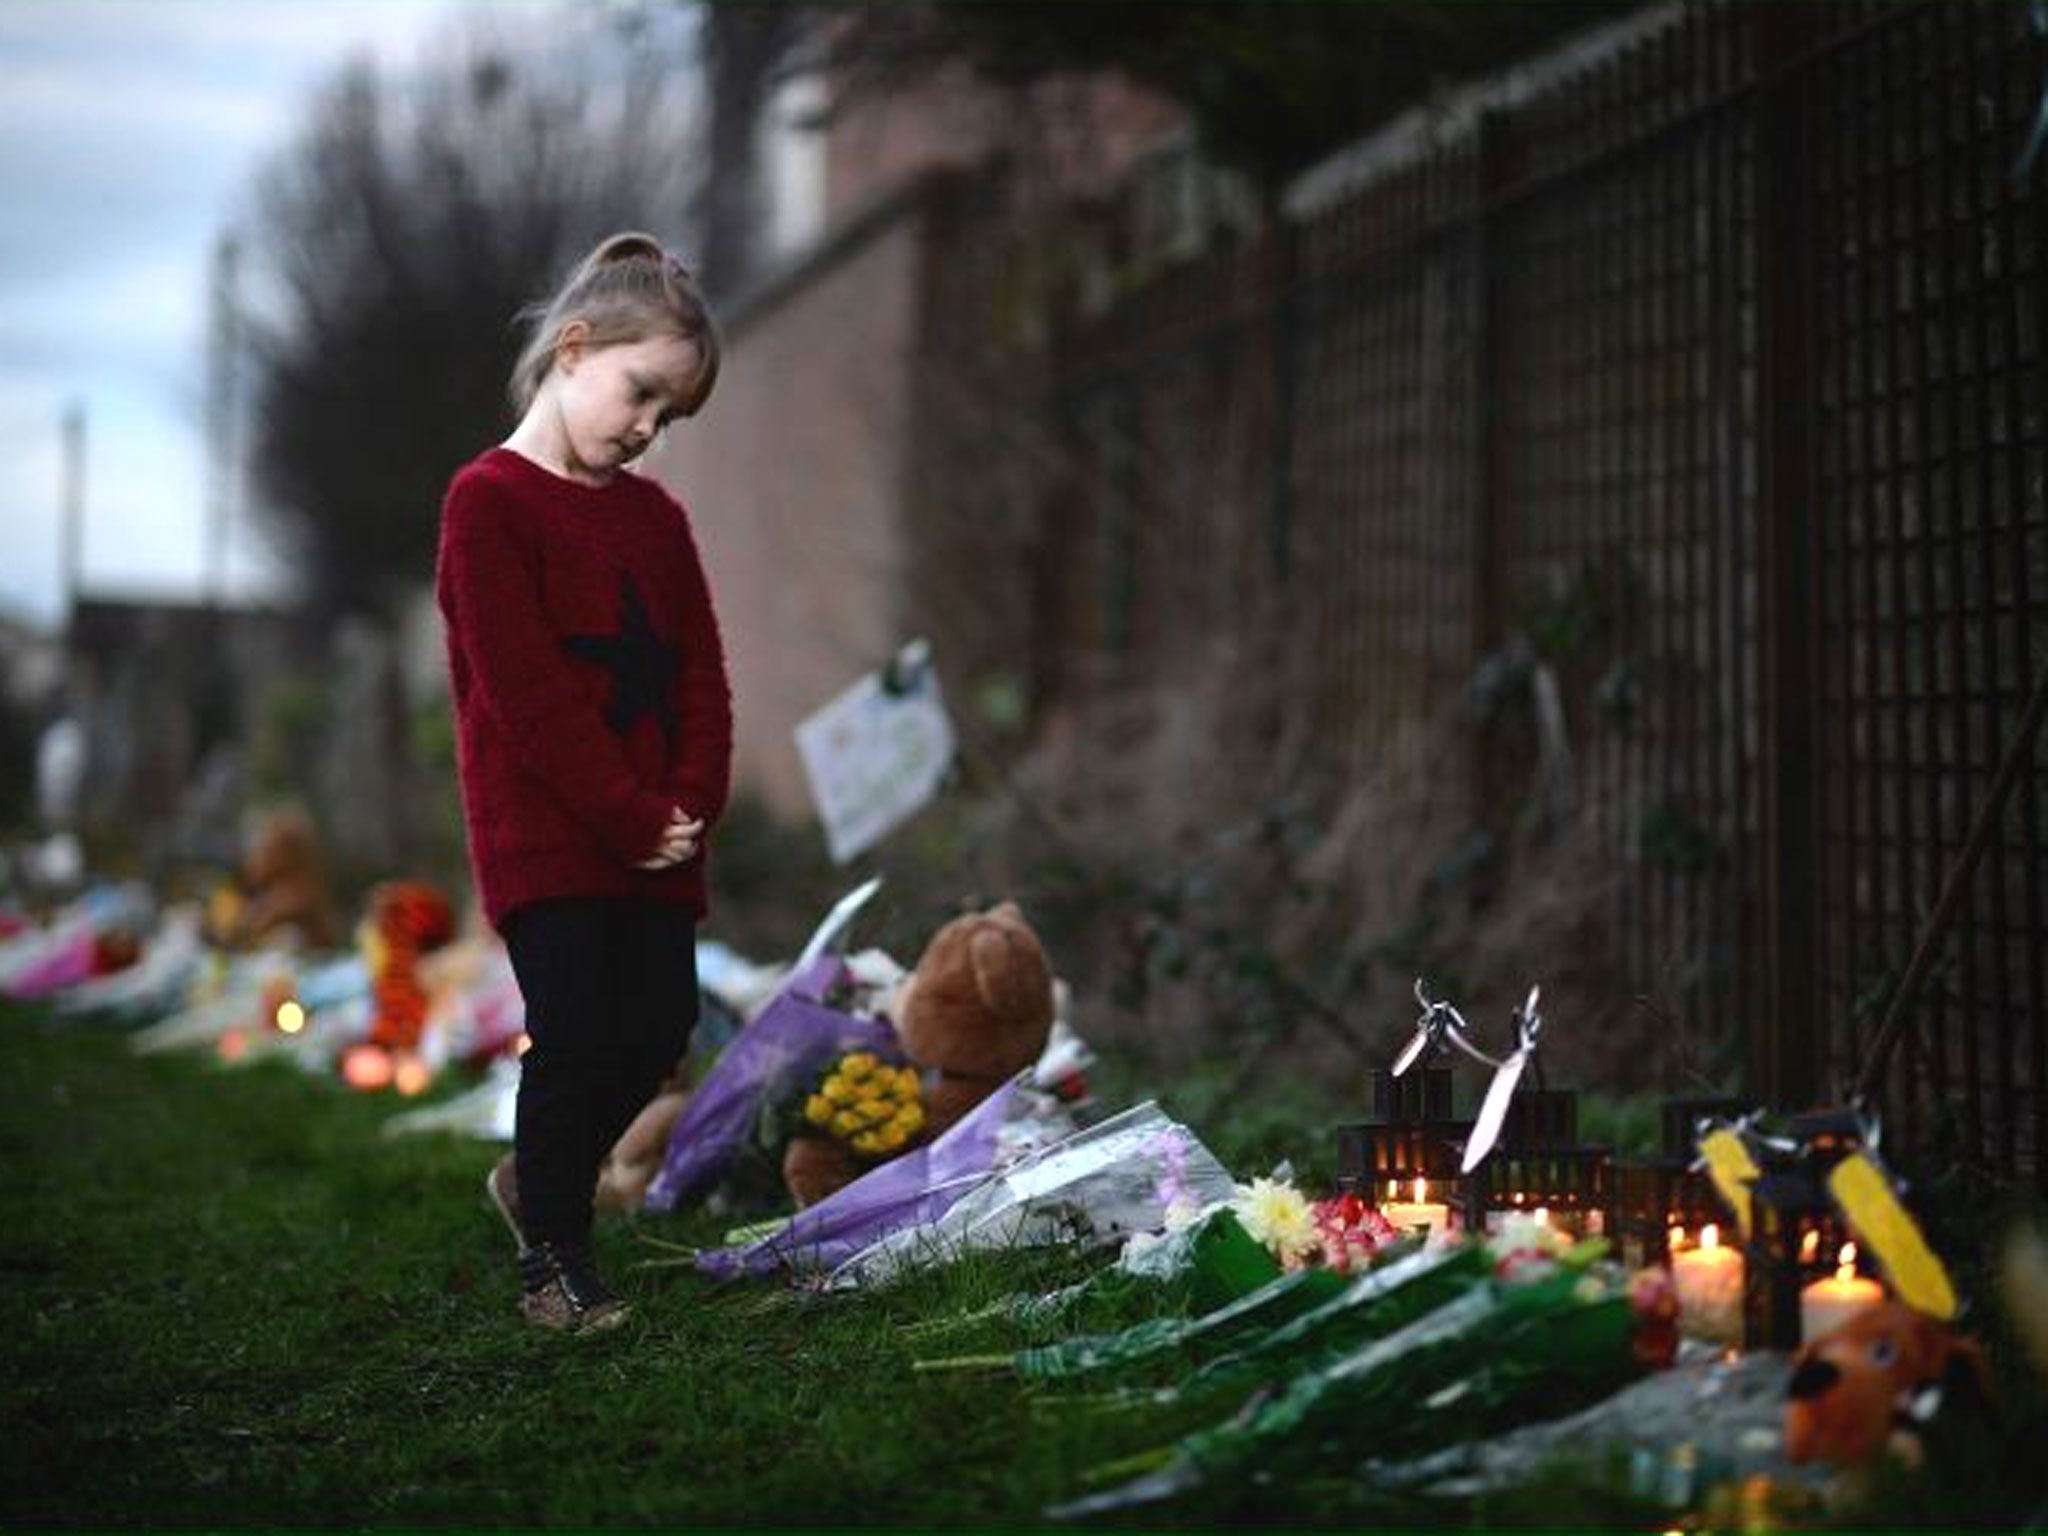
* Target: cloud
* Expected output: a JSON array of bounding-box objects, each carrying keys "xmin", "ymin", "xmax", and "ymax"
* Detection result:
[
  {"xmin": 0, "ymin": 249, "xmax": 209, "ymax": 365},
  {"xmin": 0, "ymin": 0, "xmax": 508, "ymax": 624}
]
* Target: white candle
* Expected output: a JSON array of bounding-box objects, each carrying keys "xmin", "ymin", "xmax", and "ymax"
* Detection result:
[
  {"xmin": 1483, "ymin": 1191, "xmax": 1527, "ymax": 1236},
  {"xmin": 1800, "ymin": 1242, "xmax": 1883, "ymax": 1343},
  {"xmin": 1381, "ymin": 1177, "xmax": 1451, "ymax": 1235},
  {"xmin": 1671, "ymin": 1223, "xmax": 1744, "ymax": 1344}
]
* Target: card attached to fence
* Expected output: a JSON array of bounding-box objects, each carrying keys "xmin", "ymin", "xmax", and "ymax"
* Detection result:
[{"xmin": 795, "ymin": 641, "xmax": 956, "ymax": 864}]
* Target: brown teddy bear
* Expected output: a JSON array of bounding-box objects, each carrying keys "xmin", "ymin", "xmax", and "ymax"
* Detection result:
[
  {"xmin": 234, "ymin": 806, "xmax": 341, "ymax": 951},
  {"xmin": 595, "ymin": 1071, "xmax": 692, "ymax": 1212},
  {"xmin": 895, "ymin": 900, "xmax": 1056, "ymax": 1136},
  {"xmin": 780, "ymin": 901, "xmax": 1056, "ymax": 1208}
]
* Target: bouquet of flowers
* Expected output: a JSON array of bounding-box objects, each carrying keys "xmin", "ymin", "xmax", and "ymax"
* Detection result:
[
  {"xmin": 798, "ymin": 1049, "xmax": 927, "ymax": 1160},
  {"xmin": 1187, "ymin": 1177, "xmax": 1402, "ymax": 1275},
  {"xmin": 1311, "ymin": 1191, "xmax": 1402, "ymax": 1273},
  {"xmin": 1053, "ymin": 1246, "xmax": 1643, "ymax": 1520}
]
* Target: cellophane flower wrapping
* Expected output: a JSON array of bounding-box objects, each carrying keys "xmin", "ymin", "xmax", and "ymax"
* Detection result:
[
  {"xmin": 1051, "ymin": 1247, "xmax": 1642, "ymax": 1520},
  {"xmin": 643, "ymin": 958, "xmax": 896, "ymax": 1214},
  {"xmin": 52, "ymin": 906, "xmax": 204, "ymax": 1020},
  {"xmin": 825, "ymin": 1102, "xmax": 1238, "ymax": 1289},
  {"xmin": 694, "ymin": 1073, "xmax": 1062, "ymax": 1279}
]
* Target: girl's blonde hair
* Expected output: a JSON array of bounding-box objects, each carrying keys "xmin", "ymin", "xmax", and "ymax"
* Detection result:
[{"xmin": 508, "ymin": 232, "xmax": 721, "ymax": 417}]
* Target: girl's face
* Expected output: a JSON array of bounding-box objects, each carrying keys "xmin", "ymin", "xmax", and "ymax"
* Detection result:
[{"xmin": 550, "ymin": 327, "xmax": 701, "ymax": 479}]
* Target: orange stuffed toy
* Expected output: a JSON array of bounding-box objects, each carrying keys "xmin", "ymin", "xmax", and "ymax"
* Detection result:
[{"xmin": 1784, "ymin": 1300, "xmax": 1990, "ymax": 1468}]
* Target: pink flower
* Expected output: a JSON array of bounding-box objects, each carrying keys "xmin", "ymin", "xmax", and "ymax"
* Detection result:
[{"xmin": 1310, "ymin": 1193, "xmax": 1399, "ymax": 1273}]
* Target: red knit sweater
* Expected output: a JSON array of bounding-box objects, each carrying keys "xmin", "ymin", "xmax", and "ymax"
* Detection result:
[{"xmin": 435, "ymin": 446, "xmax": 732, "ymax": 929}]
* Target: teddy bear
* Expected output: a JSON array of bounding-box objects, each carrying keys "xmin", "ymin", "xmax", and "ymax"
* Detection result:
[
  {"xmin": 231, "ymin": 806, "xmax": 341, "ymax": 951},
  {"xmin": 595, "ymin": 1066, "xmax": 694, "ymax": 1212},
  {"xmin": 780, "ymin": 901, "xmax": 1057, "ymax": 1209}
]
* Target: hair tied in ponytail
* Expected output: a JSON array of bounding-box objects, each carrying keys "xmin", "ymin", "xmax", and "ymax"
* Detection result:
[{"xmin": 508, "ymin": 229, "xmax": 722, "ymax": 417}]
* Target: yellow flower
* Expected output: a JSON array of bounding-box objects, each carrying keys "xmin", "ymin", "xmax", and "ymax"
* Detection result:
[
  {"xmin": 822, "ymin": 1075, "xmax": 856, "ymax": 1105},
  {"xmin": 893, "ymin": 1102, "xmax": 925, "ymax": 1135},
  {"xmin": 803, "ymin": 1093, "xmax": 834, "ymax": 1126},
  {"xmin": 851, "ymin": 1130, "xmax": 882, "ymax": 1156},
  {"xmin": 877, "ymin": 1125, "xmax": 907, "ymax": 1153},
  {"xmin": 894, "ymin": 1066, "xmax": 923, "ymax": 1098},
  {"xmin": 831, "ymin": 1109, "xmax": 863, "ymax": 1137},
  {"xmin": 840, "ymin": 1052, "xmax": 876, "ymax": 1081},
  {"xmin": 1231, "ymin": 1176, "xmax": 1319, "ymax": 1266}
]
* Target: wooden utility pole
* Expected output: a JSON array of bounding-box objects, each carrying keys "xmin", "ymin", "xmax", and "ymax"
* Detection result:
[
  {"xmin": 205, "ymin": 234, "xmax": 241, "ymax": 610},
  {"xmin": 60, "ymin": 401, "xmax": 84, "ymax": 631}
]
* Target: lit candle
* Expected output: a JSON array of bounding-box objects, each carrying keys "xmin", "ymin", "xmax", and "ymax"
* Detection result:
[
  {"xmin": 1671, "ymin": 1223, "xmax": 1744, "ymax": 1345},
  {"xmin": 1799, "ymin": 1242, "xmax": 1884, "ymax": 1344},
  {"xmin": 392, "ymin": 1052, "xmax": 433, "ymax": 1098},
  {"xmin": 1484, "ymin": 1192, "xmax": 1524, "ymax": 1236},
  {"xmin": 341, "ymin": 1042, "xmax": 395, "ymax": 1091},
  {"xmin": 1381, "ymin": 1176, "xmax": 1452, "ymax": 1235}
]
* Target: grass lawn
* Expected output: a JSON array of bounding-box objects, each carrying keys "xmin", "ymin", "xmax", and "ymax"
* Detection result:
[
  {"xmin": 1, "ymin": 1009, "xmax": 1082, "ymax": 1526},
  {"xmin": 9, "ymin": 999, "xmax": 2044, "ymax": 1531},
  {"xmin": 0, "ymin": 1002, "xmax": 1367, "ymax": 1528}
]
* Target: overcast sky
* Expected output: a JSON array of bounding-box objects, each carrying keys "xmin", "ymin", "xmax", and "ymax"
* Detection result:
[{"xmin": 0, "ymin": 0, "xmax": 560, "ymax": 630}]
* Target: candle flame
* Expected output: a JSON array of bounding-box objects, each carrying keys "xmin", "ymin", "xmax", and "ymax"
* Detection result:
[
  {"xmin": 1533, "ymin": 1206, "xmax": 1550, "ymax": 1227},
  {"xmin": 1413, "ymin": 1176, "xmax": 1426, "ymax": 1204},
  {"xmin": 1387, "ymin": 1179, "xmax": 1398, "ymax": 1202},
  {"xmin": 1836, "ymin": 1242, "xmax": 1858, "ymax": 1282},
  {"xmin": 275, "ymin": 1000, "xmax": 305, "ymax": 1035},
  {"xmin": 1668, "ymin": 1223, "xmax": 1686, "ymax": 1252},
  {"xmin": 1701, "ymin": 1222, "xmax": 1720, "ymax": 1251},
  {"xmin": 1799, "ymin": 1230, "xmax": 1820, "ymax": 1263}
]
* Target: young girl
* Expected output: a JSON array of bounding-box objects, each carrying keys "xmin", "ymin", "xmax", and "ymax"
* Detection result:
[{"xmin": 435, "ymin": 232, "xmax": 731, "ymax": 1332}]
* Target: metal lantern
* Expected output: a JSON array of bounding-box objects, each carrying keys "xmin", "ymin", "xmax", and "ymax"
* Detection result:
[
  {"xmin": 1337, "ymin": 982, "xmax": 1489, "ymax": 1228},
  {"xmin": 1613, "ymin": 1097, "xmax": 1753, "ymax": 1271},
  {"xmin": 1737, "ymin": 1109, "xmax": 1861, "ymax": 1350},
  {"xmin": 1335, "ymin": 1064, "xmax": 1473, "ymax": 1222},
  {"xmin": 1467, "ymin": 1086, "xmax": 1615, "ymax": 1238},
  {"xmin": 1339, "ymin": 980, "xmax": 1610, "ymax": 1236}
]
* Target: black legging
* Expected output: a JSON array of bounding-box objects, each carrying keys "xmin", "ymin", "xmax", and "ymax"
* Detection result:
[{"xmin": 502, "ymin": 896, "xmax": 698, "ymax": 1250}]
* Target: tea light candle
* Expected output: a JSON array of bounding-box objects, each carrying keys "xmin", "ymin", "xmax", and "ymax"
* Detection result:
[
  {"xmin": 1800, "ymin": 1242, "xmax": 1883, "ymax": 1343},
  {"xmin": 1671, "ymin": 1223, "xmax": 1744, "ymax": 1344},
  {"xmin": 1381, "ymin": 1177, "xmax": 1451, "ymax": 1235}
]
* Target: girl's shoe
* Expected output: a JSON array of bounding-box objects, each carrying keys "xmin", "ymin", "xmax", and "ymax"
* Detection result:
[{"xmin": 518, "ymin": 1242, "xmax": 628, "ymax": 1333}]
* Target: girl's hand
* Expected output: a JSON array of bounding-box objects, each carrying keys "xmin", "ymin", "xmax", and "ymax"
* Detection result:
[{"xmin": 636, "ymin": 807, "xmax": 703, "ymax": 871}]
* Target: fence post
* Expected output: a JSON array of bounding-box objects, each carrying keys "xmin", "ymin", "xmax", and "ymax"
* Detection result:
[
  {"xmin": 1266, "ymin": 220, "xmax": 1298, "ymax": 588},
  {"xmin": 1752, "ymin": 6, "xmax": 1821, "ymax": 1110},
  {"xmin": 1472, "ymin": 109, "xmax": 1512, "ymax": 828}
]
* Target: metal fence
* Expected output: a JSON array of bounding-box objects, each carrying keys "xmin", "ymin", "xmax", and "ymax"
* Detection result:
[{"xmin": 919, "ymin": 2, "xmax": 2047, "ymax": 1189}]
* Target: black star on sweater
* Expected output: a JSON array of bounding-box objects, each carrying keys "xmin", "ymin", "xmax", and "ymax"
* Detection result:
[{"xmin": 560, "ymin": 574, "xmax": 678, "ymax": 741}]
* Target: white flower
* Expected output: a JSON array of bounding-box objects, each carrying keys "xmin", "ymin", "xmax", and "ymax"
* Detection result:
[
  {"xmin": 1489, "ymin": 1211, "xmax": 1565, "ymax": 1260},
  {"xmin": 1231, "ymin": 1176, "xmax": 1319, "ymax": 1265}
]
